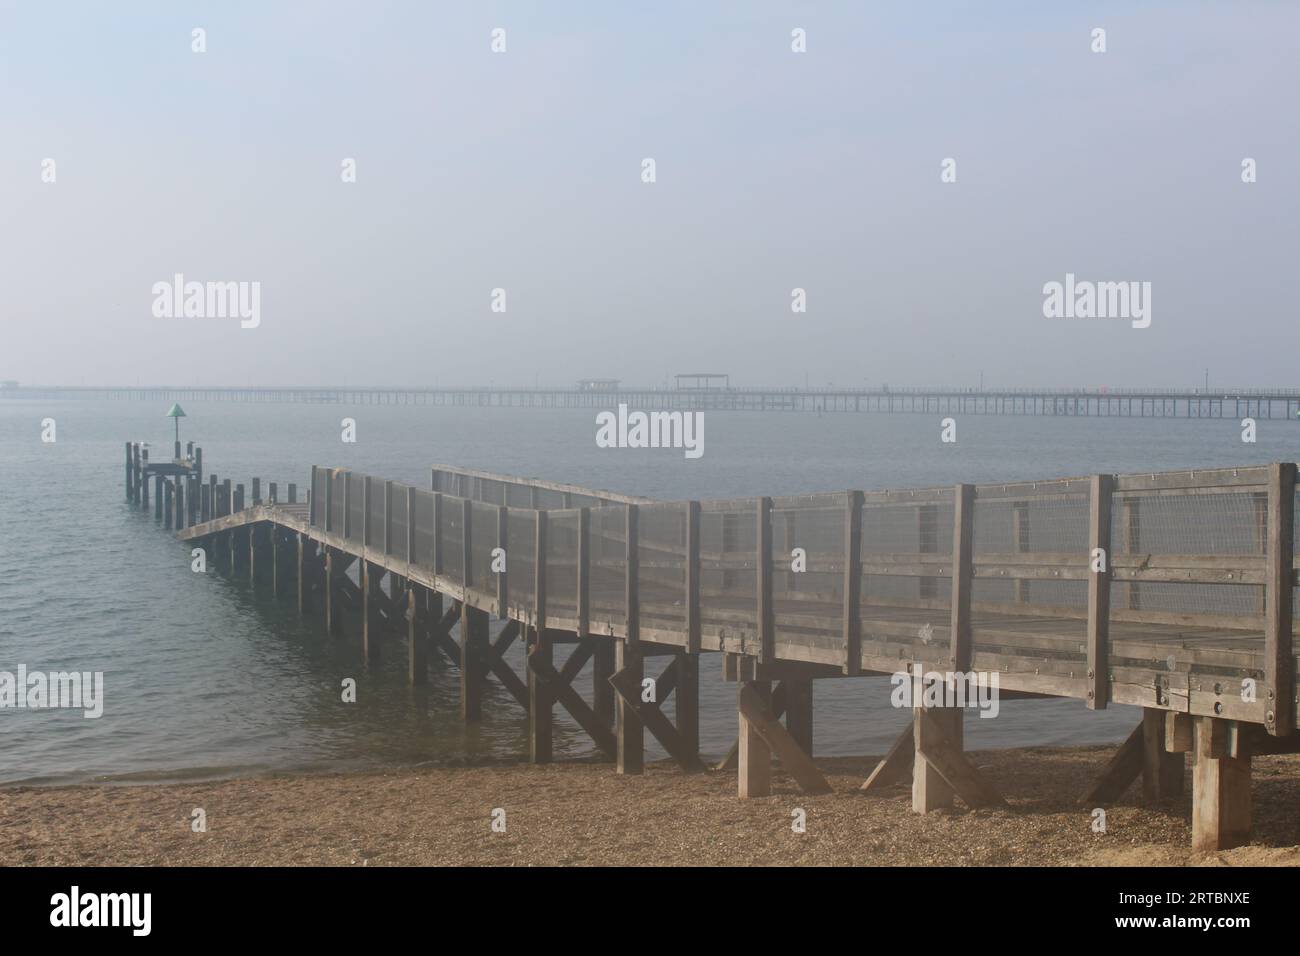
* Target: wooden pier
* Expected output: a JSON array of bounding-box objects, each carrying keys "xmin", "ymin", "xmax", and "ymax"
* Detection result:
[{"xmin": 125, "ymin": 443, "xmax": 1300, "ymax": 852}]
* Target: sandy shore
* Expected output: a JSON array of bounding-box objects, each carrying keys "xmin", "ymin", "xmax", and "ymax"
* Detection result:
[{"xmin": 4, "ymin": 745, "xmax": 1300, "ymax": 866}]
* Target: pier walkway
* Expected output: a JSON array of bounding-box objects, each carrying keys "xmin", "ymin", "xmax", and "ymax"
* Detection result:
[{"xmin": 126, "ymin": 441, "xmax": 1300, "ymax": 852}]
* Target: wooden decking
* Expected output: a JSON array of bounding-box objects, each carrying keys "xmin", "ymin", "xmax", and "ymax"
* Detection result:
[{"xmin": 126, "ymin": 445, "xmax": 1300, "ymax": 853}]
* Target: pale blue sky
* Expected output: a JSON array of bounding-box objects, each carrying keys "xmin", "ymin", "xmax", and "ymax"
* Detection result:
[{"xmin": 2, "ymin": 1, "xmax": 1296, "ymax": 388}]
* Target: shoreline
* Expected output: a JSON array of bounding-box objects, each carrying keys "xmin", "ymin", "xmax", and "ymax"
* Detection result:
[{"xmin": 5, "ymin": 745, "xmax": 1300, "ymax": 866}]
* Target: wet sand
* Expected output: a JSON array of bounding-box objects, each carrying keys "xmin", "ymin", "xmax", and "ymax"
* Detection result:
[{"xmin": 4, "ymin": 746, "xmax": 1300, "ymax": 866}]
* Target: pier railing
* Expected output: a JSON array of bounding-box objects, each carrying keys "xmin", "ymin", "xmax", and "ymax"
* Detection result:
[{"xmin": 297, "ymin": 461, "xmax": 1300, "ymax": 731}]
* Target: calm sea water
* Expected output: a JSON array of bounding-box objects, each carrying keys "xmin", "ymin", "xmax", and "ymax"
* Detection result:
[{"xmin": 1, "ymin": 399, "xmax": 1294, "ymax": 785}]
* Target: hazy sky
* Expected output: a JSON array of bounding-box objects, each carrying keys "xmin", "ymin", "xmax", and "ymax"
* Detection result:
[{"xmin": 2, "ymin": 1, "xmax": 1296, "ymax": 389}]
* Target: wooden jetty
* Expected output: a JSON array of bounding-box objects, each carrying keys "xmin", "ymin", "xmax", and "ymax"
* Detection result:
[
  {"xmin": 22, "ymin": 382, "xmax": 1300, "ymax": 419},
  {"xmin": 125, "ymin": 442, "xmax": 1300, "ymax": 852}
]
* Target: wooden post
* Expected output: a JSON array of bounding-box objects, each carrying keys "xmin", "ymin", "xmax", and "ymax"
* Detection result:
[
  {"xmin": 1013, "ymin": 501, "xmax": 1030, "ymax": 603},
  {"xmin": 362, "ymin": 561, "xmax": 380, "ymax": 664},
  {"xmin": 625, "ymin": 504, "xmax": 639, "ymax": 646},
  {"xmin": 269, "ymin": 481, "xmax": 277, "ymax": 504},
  {"xmin": 324, "ymin": 470, "xmax": 333, "ymax": 533},
  {"xmin": 1141, "ymin": 708, "xmax": 1184, "ymax": 801},
  {"xmin": 429, "ymin": 491, "xmax": 444, "ymax": 574},
  {"xmin": 154, "ymin": 475, "xmax": 163, "ymax": 521},
  {"xmin": 577, "ymin": 507, "xmax": 590, "ymax": 639},
  {"xmin": 194, "ymin": 446, "xmax": 202, "ymax": 486},
  {"xmin": 950, "ymin": 484, "xmax": 974, "ymax": 672},
  {"xmin": 362, "ymin": 476, "xmax": 372, "ymax": 548},
  {"xmin": 297, "ymin": 534, "xmax": 311, "ymax": 614},
  {"xmin": 757, "ymin": 497, "xmax": 773, "ymax": 663},
  {"xmin": 677, "ymin": 651, "xmax": 700, "ymax": 759},
  {"xmin": 125, "ymin": 442, "xmax": 133, "ymax": 500},
  {"xmin": 529, "ymin": 511, "xmax": 552, "ymax": 762},
  {"xmin": 252, "ymin": 477, "xmax": 261, "ymax": 506},
  {"xmin": 686, "ymin": 501, "xmax": 701, "ymax": 654},
  {"xmin": 174, "ymin": 477, "xmax": 186, "ymax": 531},
  {"xmin": 138, "ymin": 447, "xmax": 148, "ymax": 506},
  {"xmin": 325, "ymin": 550, "xmax": 339, "ymax": 635},
  {"xmin": 738, "ymin": 658, "xmax": 771, "ymax": 798},
  {"xmin": 287, "ymin": 483, "xmax": 296, "ymax": 504},
  {"xmin": 1264, "ymin": 462, "xmax": 1295, "ymax": 736},
  {"xmin": 201, "ymin": 482, "xmax": 211, "ymax": 522},
  {"xmin": 912, "ymin": 699, "xmax": 957, "ymax": 812},
  {"xmin": 408, "ymin": 585, "xmax": 427, "ymax": 686},
  {"xmin": 163, "ymin": 479, "xmax": 173, "ymax": 530},
  {"xmin": 384, "ymin": 480, "xmax": 393, "ymax": 555},
  {"xmin": 461, "ymin": 603, "xmax": 487, "ymax": 720},
  {"xmin": 1192, "ymin": 716, "xmax": 1252, "ymax": 851},
  {"xmin": 844, "ymin": 490, "xmax": 863, "ymax": 674},
  {"xmin": 496, "ymin": 504, "xmax": 508, "ymax": 616},
  {"xmin": 462, "ymin": 498, "xmax": 473, "ymax": 591},
  {"xmin": 343, "ymin": 473, "xmax": 352, "ymax": 539},
  {"xmin": 615, "ymin": 639, "xmax": 643, "ymax": 773},
  {"xmin": 272, "ymin": 528, "xmax": 285, "ymax": 596},
  {"xmin": 1087, "ymin": 474, "xmax": 1114, "ymax": 709}
]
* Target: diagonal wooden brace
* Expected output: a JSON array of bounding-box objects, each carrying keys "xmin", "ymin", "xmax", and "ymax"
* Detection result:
[
  {"xmin": 608, "ymin": 665, "xmax": 705, "ymax": 773},
  {"xmin": 528, "ymin": 657, "xmax": 617, "ymax": 759},
  {"xmin": 737, "ymin": 683, "xmax": 831, "ymax": 794},
  {"xmin": 914, "ymin": 708, "xmax": 1006, "ymax": 809},
  {"xmin": 861, "ymin": 720, "xmax": 916, "ymax": 793}
]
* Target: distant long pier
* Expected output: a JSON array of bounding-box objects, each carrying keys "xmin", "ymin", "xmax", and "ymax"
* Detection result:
[{"xmin": 11, "ymin": 384, "xmax": 1300, "ymax": 418}]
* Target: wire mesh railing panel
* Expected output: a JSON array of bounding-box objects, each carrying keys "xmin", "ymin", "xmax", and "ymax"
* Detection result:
[
  {"xmin": 469, "ymin": 502, "xmax": 498, "ymax": 594},
  {"xmin": 773, "ymin": 494, "xmax": 844, "ymax": 652},
  {"xmin": 441, "ymin": 497, "xmax": 464, "ymax": 584},
  {"xmin": 545, "ymin": 510, "xmax": 582, "ymax": 621},
  {"xmin": 507, "ymin": 508, "xmax": 537, "ymax": 608},
  {"xmin": 860, "ymin": 499, "xmax": 954, "ymax": 610},
  {"xmin": 346, "ymin": 474, "xmax": 365, "ymax": 543},
  {"xmin": 1113, "ymin": 488, "xmax": 1264, "ymax": 556},
  {"xmin": 389, "ymin": 485, "xmax": 409, "ymax": 558},
  {"xmin": 699, "ymin": 502, "xmax": 757, "ymax": 638},
  {"xmin": 638, "ymin": 503, "xmax": 687, "ymax": 633},
  {"xmin": 311, "ymin": 468, "xmax": 329, "ymax": 528},
  {"xmin": 973, "ymin": 491, "xmax": 1089, "ymax": 611},
  {"xmin": 329, "ymin": 471, "xmax": 347, "ymax": 531},
  {"xmin": 411, "ymin": 490, "xmax": 435, "ymax": 571},
  {"xmin": 590, "ymin": 506, "xmax": 628, "ymax": 628}
]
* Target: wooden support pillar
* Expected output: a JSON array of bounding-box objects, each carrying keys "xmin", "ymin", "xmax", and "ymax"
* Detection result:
[
  {"xmin": 272, "ymin": 529, "xmax": 285, "ymax": 596},
  {"xmin": 362, "ymin": 562, "xmax": 380, "ymax": 665},
  {"xmin": 163, "ymin": 479, "xmax": 173, "ymax": 530},
  {"xmin": 408, "ymin": 585, "xmax": 427, "ymax": 686},
  {"xmin": 1142, "ymin": 708, "xmax": 1185, "ymax": 801},
  {"xmin": 1192, "ymin": 717, "xmax": 1252, "ymax": 851},
  {"xmin": 737, "ymin": 660, "xmax": 772, "ymax": 798},
  {"xmin": 296, "ymin": 534, "xmax": 311, "ymax": 613},
  {"xmin": 325, "ymin": 549, "xmax": 340, "ymax": 636},
  {"xmin": 200, "ymin": 482, "xmax": 211, "ymax": 523},
  {"xmin": 912, "ymin": 705, "xmax": 960, "ymax": 812},
  {"xmin": 154, "ymin": 475, "xmax": 163, "ymax": 521},
  {"xmin": 460, "ymin": 603, "xmax": 488, "ymax": 721},
  {"xmin": 593, "ymin": 638, "xmax": 615, "ymax": 727},
  {"xmin": 173, "ymin": 477, "xmax": 185, "ymax": 530},
  {"xmin": 125, "ymin": 442, "xmax": 133, "ymax": 500},
  {"xmin": 615, "ymin": 640, "xmax": 643, "ymax": 774},
  {"xmin": 676, "ymin": 651, "xmax": 700, "ymax": 759}
]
